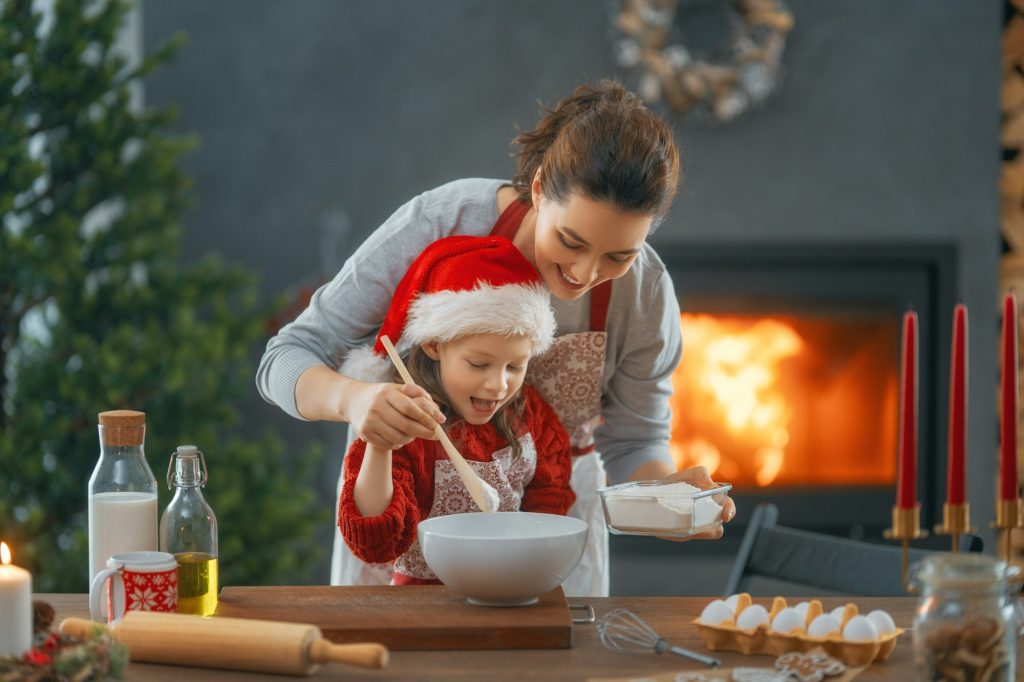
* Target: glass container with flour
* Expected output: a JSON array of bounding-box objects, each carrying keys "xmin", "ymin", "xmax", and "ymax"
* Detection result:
[
  {"xmin": 597, "ymin": 480, "xmax": 733, "ymax": 538},
  {"xmin": 88, "ymin": 410, "xmax": 159, "ymax": 582}
]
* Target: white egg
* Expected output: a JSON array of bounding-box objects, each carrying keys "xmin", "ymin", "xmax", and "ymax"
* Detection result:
[
  {"xmin": 842, "ymin": 614, "xmax": 880, "ymax": 642},
  {"xmin": 867, "ymin": 609, "xmax": 896, "ymax": 635},
  {"xmin": 724, "ymin": 594, "xmax": 741, "ymax": 613},
  {"xmin": 770, "ymin": 607, "xmax": 804, "ymax": 634},
  {"xmin": 699, "ymin": 599, "xmax": 734, "ymax": 625},
  {"xmin": 829, "ymin": 606, "xmax": 847, "ymax": 623},
  {"xmin": 736, "ymin": 604, "xmax": 770, "ymax": 630},
  {"xmin": 807, "ymin": 614, "xmax": 841, "ymax": 638},
  {"xmin": 793, "ymin": 601, "xmax": 811, "ymax": 619}
]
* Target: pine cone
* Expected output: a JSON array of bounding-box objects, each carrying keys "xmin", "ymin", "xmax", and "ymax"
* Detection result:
[{"xmin": 32, "ymin": 600, "xmax": 55, "ymax": 634}]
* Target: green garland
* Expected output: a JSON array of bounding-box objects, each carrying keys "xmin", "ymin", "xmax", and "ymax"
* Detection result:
[{"xmin": 0, "ymin": 602, "xmax": 127, "ymax": 682}]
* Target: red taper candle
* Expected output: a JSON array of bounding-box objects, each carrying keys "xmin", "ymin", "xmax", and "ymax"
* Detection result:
[
  {"xmin": 1000, "ymin": 293, "xmax": 1019, "ymax": 502},
  {"xmin": 896, "ymin": 311, "xmax": 918, "ymax": 509},
  {"xmin": 946, "ymin": 304, "xmax": 967, "ymax": 505}
]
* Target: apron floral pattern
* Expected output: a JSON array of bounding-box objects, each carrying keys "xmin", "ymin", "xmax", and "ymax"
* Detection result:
[
  {"xmin": 525, "ymin": 332, "xmax": 606, "ymax": 452},
  {"xmin": 395, "ymin": 434, "xmax": 538, "ymax": 580}
]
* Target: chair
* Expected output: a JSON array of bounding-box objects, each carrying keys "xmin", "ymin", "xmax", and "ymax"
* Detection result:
[{"xmin": 723, "ymin": 503, "xmax": 984, "ymax": 597}]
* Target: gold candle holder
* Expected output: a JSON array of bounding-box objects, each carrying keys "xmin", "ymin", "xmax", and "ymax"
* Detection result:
[
  {"xmin": 883, "ymin": 505, "xmax": 928, "ymax": 593},
  {"xmin": 992, "ymin": 498, "xmax": 1022, "ymax": 564},
  {"xmin": 933, "ymin": 503, "xmax": 974, "ymax": 553}
]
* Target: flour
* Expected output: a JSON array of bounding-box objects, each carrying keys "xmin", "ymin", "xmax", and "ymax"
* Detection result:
[
  {"xmin": 602, "ymin": 482, "xmax": 724, "ymax": 533},
  {"xmin": 476, "ymin": 479, "xmax": 500, "ymax": 513}
]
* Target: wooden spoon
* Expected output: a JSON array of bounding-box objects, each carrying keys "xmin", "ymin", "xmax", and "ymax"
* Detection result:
[{"xmin": 380, "ymin": 335, "xmax": 499, "ymax": 513}]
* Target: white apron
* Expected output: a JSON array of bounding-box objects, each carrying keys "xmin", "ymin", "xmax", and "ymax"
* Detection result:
[{"xmin": 523, "ymin": 324, "xmax": 611, "ymax": 598}]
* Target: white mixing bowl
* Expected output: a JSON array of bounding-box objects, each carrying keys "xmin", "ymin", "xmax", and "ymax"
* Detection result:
[{"xmin": 417, "ymin": 511, "xmax": 588, "ymax": 606}]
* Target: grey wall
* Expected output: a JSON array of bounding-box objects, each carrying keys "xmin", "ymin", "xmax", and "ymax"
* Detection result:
[{"xmin": 144, "ymin": 1, "xmax": 1002, "ymax": 588}]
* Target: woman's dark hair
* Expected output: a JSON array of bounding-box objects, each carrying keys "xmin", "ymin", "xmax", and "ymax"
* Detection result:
[
  {"xmin": 401, "ymin": 345, "xmax": 526, "ymax": 461},
  {"xmin": 512, "ymin": 80, "xmax": 681, "ymax": 226}
]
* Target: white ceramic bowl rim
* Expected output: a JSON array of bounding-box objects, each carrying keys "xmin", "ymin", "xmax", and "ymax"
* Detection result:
[{"xmin": 418, "ymin": 512, "xmax": 587, "ymax": 542}]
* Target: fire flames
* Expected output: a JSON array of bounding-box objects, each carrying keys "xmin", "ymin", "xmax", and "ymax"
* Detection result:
[{"xmin": 670, "ymin": 313, "xmax": 898, "ymax": 489}]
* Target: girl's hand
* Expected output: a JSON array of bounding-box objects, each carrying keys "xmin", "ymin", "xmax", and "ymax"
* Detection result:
[
  {"xmin": 345, "ymin": 381, "xmax": 445, "ymax": 450},
  {"xmin": 660, "ymin": 465, "xmax": 736, "ymax": 541}
]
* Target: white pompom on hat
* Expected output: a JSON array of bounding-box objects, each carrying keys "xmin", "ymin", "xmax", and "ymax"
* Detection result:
[{"xmin": 339, "ymin": 235, "xmax": 556, "ymax": 383}]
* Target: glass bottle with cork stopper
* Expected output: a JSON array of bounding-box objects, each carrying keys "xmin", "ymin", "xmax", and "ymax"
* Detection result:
[
  {"xmin": 88, "ymin": 410, "xmax": 158, "ymax": 582},
  {"xmin": 160, "ymin": 445, "xmax": 218, "ymax": 616}
]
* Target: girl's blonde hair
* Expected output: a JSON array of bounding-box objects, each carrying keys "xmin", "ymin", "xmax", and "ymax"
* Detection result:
[{"xmin": 402, "ymin": 344, "xmax": 526, "ymax": 461}]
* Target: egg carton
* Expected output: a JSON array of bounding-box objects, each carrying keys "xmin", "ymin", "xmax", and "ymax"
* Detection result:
[{"xmin": 692, "ymin": 595, "xmax": 904, "ymax": 667}]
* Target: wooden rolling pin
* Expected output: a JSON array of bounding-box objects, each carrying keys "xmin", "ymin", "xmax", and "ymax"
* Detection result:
[{"xmin": 61, "ymin": 611, "xmax": 388, "ymax": 676}]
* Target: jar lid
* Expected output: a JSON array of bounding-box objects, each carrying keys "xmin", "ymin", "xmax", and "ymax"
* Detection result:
[
  {"xmin": 98, "ymin": 410, "xmax": 146, "ymax": 427},
  {"xmin": 915, "ymin": 553, "xmax": 1010, "ymax": 590},
  {"xmin": 176, "ymin": 445, "xmax": 198, "ymax": 458}
]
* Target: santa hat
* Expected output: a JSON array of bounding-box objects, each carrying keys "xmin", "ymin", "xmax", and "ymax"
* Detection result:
[{"xmin": 339, "ymin": 235, "xmax": 556, "ymax": 383}]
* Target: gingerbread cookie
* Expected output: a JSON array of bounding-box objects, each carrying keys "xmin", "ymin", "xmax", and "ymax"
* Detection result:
[{"xmin": 774, "ymin": 649, "xmax": 846, "ymax": 682}]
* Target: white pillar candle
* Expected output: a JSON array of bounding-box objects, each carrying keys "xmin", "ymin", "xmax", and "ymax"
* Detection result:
[{"xmin": 0, "ymin": 542, "xmax": 32, "ymax": 658}]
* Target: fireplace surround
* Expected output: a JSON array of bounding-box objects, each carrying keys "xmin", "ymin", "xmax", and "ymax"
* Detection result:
[{"xmin": 608, "ymin": 241, "xmax": 959, "ymax": 597}]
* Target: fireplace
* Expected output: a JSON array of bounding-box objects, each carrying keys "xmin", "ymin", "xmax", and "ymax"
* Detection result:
[{"xmin": 658, "ymin": 242, "xmax": 957, "ymax": 535}]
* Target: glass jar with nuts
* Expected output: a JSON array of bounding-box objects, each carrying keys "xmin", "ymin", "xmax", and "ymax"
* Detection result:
[{"xmin": 912, "ymin": 553, "xmax": 1018, "ymax": 682}]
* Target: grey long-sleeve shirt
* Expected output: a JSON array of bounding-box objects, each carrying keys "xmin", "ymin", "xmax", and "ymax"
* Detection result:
[{"xmin": 256, "ymin": 178, "xmax": 681, "ymax": 484}]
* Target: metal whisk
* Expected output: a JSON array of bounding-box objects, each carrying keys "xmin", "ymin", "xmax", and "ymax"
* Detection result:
[{"xmin": 597, "ymin": 608, "xmax": 721, "ymax": 668}]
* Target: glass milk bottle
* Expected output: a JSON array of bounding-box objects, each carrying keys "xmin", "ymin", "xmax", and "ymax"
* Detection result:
[
  {"xmin": 160, "ymin": 445, "xmax": 218, "ymax": 616},
  {"xmin": 88, "ymin": 410, "xmax": 159, "ymax": 582}
]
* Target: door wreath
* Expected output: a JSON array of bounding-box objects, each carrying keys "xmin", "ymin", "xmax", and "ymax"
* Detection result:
[{"xmin": 613, "ymin": 0, "xmax": 794, "ymax": 123}]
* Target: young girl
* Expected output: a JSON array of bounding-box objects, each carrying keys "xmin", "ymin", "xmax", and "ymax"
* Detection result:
[{"xmin": 336, "ymin": 235, "xmax": 575, "ymax": 585}]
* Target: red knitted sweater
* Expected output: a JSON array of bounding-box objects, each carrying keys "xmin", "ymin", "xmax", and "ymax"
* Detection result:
[{"xmin": 338, "ymin": 384, "xmax": 576, "ymax": 583}]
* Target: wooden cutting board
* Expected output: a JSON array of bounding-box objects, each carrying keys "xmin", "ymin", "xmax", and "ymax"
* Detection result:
[{"xmin": 216, "ymin": 585, "xmax": 573, "ymax": 650}]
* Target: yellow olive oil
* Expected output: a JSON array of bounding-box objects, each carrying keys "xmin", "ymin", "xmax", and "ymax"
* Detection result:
[{"xmin": 175, "ymin": 551, "xmax": 218, "ymax": 616}]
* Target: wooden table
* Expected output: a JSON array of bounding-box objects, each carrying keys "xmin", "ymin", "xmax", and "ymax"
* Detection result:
[{"xmin": 36, "ymin": 594, "xmax": 974, "ymax": 680}]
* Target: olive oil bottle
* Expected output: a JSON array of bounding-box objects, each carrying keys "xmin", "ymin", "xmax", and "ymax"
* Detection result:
[{"xmin": 160, "ymin": 445, "xmax": 218, "ymax": 616}]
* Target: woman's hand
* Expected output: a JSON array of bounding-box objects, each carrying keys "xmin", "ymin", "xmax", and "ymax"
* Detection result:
[
  {"xmin": 627, "ymin": 461, "xmax": 736, "ymax": 541},
  {"xmin": 660, "ymin": 465, "xmax": 736, "ymax": 542},
  {"xmin": 345, "ymin": 381, "xmax": 445, "ymax": 451}
]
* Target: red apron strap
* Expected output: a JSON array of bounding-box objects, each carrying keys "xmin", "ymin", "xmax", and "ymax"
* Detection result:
[
  {"xmin": 489, "ymin": 199, "xmax": 531, "ymax": 239},
  {"xmin": 589, "ymin": 281, "xmax": 613, "ymax": 332},
  {"xmin": 571, "ymin": 443, "xmax": 597, "ymax": 458}
]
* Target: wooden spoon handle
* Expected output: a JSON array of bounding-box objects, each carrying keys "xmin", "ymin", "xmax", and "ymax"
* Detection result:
[
  {"xmin": 380, "ymin": 335, "xmax": 498, "ymax": 512},
  {"xmin": 308, "ymin": 639, "xmax": 389, "ymax": 668}
]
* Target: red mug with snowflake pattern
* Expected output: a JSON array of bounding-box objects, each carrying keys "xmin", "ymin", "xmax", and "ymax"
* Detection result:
[{"xmin": 89, "ymin": 551, "xmax": 178, "ymax": 622}]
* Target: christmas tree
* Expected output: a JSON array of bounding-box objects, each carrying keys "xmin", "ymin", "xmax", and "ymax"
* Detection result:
[{"xmin": 0, "ymin": 0, "xmax": 328, "ymax": 591}]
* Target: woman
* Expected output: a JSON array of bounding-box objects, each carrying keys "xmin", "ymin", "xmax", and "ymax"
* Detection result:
[{"xmin": 256, "ymin": 80, "xmax": 736, "ymax": 597}]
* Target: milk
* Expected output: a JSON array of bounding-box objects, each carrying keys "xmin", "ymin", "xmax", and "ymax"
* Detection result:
[{"xmin": 88, "ymin": 491, "xmax": 158, "ymax": 581}]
